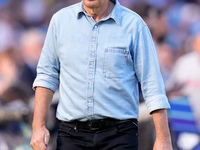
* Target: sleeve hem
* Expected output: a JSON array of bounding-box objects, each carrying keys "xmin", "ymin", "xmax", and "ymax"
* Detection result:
[
  {"xmin": 32, "ymin": 74, "xmax": 59, "ymax": 92},
  {"xmin": 145, "ymin": 95, "xmax": 171, "ymax": 114}
]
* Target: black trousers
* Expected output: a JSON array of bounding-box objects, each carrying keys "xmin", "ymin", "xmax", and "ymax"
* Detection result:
[{"xmin": 56, "ymin": 119, "xmax": 138, "ymax": 150}]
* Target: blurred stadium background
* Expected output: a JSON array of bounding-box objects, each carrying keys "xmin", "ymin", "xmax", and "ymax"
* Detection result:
[{"xmin": 0, "ymin": 0, "xmax": 200, "ymax": 149}]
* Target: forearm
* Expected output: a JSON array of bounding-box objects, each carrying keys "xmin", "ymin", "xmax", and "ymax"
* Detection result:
[
  {"xmin": 152, "ymin": 109, "xmax": 172, "ymax": 144},
  {"xmin": 32, "ymin": 87, "xmax": 54, "ymax": 128}
]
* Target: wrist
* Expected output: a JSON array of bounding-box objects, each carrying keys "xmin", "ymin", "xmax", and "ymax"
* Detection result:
[
  {"xmin": 32, "ymin": 121, "xmax": 45, "ymax": 129},
  {"xmin": 156, "ymin": 135, "xmax": 172, "ymax": 144}
]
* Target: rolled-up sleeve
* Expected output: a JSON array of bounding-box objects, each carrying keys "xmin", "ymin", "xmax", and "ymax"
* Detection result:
[
  {"xmin": 133, "ymin": 25, "xmax": 170, "ymax": 113},
  {"xmin": 33, "ymin": 15, "xmax": 60, "ymax": 92}
]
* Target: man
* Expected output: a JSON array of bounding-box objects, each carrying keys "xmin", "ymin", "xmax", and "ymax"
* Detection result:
[{"xmin": 30, "ymin": 0, "xmax": 172, "ymax": 149}]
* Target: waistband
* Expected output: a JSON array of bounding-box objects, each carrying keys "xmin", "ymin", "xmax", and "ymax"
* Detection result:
[{"xmin": 61, "ymin": 118, "xmax": 138, "ymax": 131}]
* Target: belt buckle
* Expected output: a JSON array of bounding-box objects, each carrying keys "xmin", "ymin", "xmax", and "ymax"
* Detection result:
[{"xmin": 88, "ymin": 120, "xmax": 102, "ymax": 131}]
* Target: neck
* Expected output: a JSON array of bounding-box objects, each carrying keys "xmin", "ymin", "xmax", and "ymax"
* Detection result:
[{"xmin": 83, "ymin": 1, "xmax": 115, "ymax": 22}]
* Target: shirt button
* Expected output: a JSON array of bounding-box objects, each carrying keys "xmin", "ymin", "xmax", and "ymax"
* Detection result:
[{"xmin": 94, "ymin": 25, "xmax": 97, "ymax": 28}]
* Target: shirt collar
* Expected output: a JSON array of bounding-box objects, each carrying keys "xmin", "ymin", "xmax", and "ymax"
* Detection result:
[
  {"xmin": 75, "ymin": 1, "xmax": 84, "ymax": 18},
  {"xmin": 110, "ymin": 0, "xmax": 121, "ymax": 25},
  {"xmin": 76, "ymin": 0, "xmax": 122, "ymax": 25}
]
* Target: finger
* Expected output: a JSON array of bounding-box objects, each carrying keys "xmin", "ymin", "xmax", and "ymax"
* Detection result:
[
  {"xmin": 39, "ymin": 142, "xmax": 48, "ymax": 150},
  {"xmin": 30, "ymin": 140, "xmax": 40, "ymax": 150},
  {"xmin": 31, "ymin": 141, "xmax": 44, "ymax": 150}
]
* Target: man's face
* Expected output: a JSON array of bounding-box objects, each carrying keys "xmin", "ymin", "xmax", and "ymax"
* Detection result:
[{"xmin": 82, "ymin": 0, "xmax": 105, "ymax": 9}]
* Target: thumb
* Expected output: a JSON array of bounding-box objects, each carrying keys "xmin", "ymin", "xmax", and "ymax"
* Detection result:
[{"xmin": 44, "ymin": 131, "xmax": 50, "ymax": 146}]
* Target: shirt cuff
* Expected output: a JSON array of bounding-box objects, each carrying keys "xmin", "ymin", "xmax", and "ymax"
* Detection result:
[
  {"xmin": 32, "ymin": 74, "xmax": 59, "ymax": 92},
  {"xmin": 145, "ymin": 95, "xmax": 171, "ymax": 114}
]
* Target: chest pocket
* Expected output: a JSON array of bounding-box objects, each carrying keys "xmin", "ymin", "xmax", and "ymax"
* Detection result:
[{"xmin": 103, "ymin": 48, "xmax": 129, "ymax": 79}]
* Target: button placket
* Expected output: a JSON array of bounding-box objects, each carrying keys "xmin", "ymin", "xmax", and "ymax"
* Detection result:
[{"xmin": 86, "ymin": 24, "xmax": 99, "ymax": 119}]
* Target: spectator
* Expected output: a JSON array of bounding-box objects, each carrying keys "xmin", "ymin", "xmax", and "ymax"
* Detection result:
[
  {"xmin": 19, "ymin": 28, "xmax": 45, "ymax": 96},
  {"xmin": 0, "ymin": 48, "xmax": 20, "ymax": 95},
  {"xmin": 0, "ymin": 7, "xmax": 16, "ymax": 51},
  {"xmin": 0, "ymin": 85, "xmax": 32, "ymax": 150},
  {"xmin": 157, "ymin": 42, "xmax": 175, "ymax": 83},
  {"xmin": 166, "ymin": 31, "xmax": 200, "ymax": 129}
]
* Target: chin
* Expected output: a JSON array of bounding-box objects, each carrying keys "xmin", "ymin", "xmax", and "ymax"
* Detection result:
[{"xmin": 83, "ymin": 0, "xmax": 100, "ymax": 8}]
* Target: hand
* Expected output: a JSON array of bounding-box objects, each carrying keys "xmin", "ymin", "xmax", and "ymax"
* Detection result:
[
  {"xmin": 30, "ymin": 125, "xmax": 50, "ymax": 150},
  {"xmin": 153, "ymin": 138, "xmax": 173, "ymax": 150}
]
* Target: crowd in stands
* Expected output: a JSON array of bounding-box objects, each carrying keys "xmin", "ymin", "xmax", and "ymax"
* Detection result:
[{"xmin": 0, "ymin": 0, "xmax": 200, "ymax": 149}]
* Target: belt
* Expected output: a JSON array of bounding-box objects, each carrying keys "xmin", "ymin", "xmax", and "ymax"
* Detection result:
[{"xmin": 61, "ymin": 118, "xmax": 138, "ymax": 131}]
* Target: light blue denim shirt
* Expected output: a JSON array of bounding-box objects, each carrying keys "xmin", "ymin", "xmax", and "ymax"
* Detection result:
[{"xmin": 33, "ymin": 0, "xmax": 170, "ymax": 121}]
